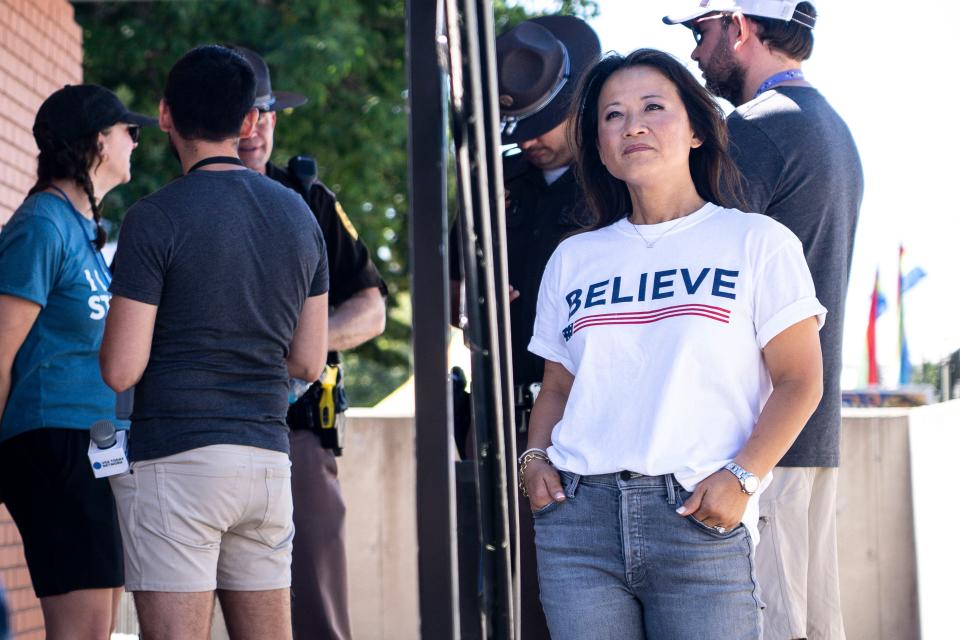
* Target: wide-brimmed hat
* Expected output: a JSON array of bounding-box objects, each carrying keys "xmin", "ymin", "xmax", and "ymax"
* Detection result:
[
  {"xmin": 33, "ymin": 84, "xmax": 157, "ymax": 151},
  {"xmin": 235, "ymin": 46, "xmax": 308, "ymax": 112},
  {"xmin": 496, "ymin": 15, "xmax": 600, "ymax": 144},
  {"xmin": 663, "ymin": 0, "xmax": 816, "ymax": 28}
]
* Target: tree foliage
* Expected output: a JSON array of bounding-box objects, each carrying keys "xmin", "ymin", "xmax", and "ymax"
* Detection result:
[{"xmin": 74, "ymin": 0, "xmax": 594, "ymax": 405}]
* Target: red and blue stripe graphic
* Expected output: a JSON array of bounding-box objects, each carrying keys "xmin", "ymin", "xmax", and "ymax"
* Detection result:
[{"xmin": 562, "ymin": 304, "xmax": 731, "ymax": 341}]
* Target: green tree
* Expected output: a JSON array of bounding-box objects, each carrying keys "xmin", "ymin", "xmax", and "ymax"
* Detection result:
[{"xmin": 74, "ymin": 0, "xmax": 593, "ymax": 405}]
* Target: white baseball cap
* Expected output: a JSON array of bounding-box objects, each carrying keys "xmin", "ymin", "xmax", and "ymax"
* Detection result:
[{"xmin": 662, "ymin": 0, "xmax": 816, "ymax": 28}]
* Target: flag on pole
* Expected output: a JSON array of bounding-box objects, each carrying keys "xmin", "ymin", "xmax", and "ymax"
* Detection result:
[
  {"xmin": 866, "ymin": 267, "xmax": 882, "ymax": 386},
  {"xmin": 897, "ymin": 245, "xmax": 926, "ymax": 386}
]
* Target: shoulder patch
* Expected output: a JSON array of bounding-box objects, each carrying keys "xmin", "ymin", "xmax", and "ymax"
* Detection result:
[{"xmin": 335, "ymin": 201, "xmax": 359, "ymax": 240}]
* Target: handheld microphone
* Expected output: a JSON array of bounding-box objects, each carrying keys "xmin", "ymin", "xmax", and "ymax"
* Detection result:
[
  {"xmin": 91, "ymin": 420, "xmax": 117, "ymax": 448},
  {"xmin": 88, "ymin": 419, "xmax": 129, "ymax": 478}
]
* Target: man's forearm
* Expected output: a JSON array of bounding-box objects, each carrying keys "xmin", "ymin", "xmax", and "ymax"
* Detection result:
[{"xmin": 327, "ymin": 287, "xmax": 386, "ymax": 352}]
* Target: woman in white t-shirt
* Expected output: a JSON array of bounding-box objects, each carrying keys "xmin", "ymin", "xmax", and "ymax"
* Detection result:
[{"xmin": 520, "ymin": 48, "xmax": 826, "ymax": 639}]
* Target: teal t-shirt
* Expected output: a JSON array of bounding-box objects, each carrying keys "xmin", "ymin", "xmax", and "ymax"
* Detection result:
[{"xmin": 0, "ymin": 192, "xmax": 127, "ymax": 442}]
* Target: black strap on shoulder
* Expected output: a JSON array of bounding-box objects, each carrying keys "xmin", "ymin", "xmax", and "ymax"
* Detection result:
[{"xmin": 188, "ymin": 156, "xmax": 245, "ymax": 173}]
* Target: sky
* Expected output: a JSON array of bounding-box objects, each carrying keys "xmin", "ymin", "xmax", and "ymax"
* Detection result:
[{"xmin": 514, "ymin": 0, "xmax": 956, "ymax": 388}]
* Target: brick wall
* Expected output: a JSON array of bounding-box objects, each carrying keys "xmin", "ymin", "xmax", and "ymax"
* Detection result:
[
  {"xmin": 0, "ymin": 0, "xmax": 83, "ymax": 227},
  {"xmin": 0, "ymin": 507, "xmax": 42, "ymax": 639},
  {"xmin": 0, "ymin": 3, "xmax": 83, "ymax": 636}
]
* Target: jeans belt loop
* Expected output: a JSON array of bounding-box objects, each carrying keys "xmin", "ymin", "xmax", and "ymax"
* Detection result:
[{"xmin": 665, "ymin": 473, "xmax": 677, "ymax": 505}]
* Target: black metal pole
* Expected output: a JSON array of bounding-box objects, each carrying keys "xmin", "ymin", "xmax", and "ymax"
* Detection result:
[
  {"xmin": 472, "ymin": 3, "xmax": 521, "ymax": 634},
  {"xmin": 407, "ymin": 1, "xmax": 459, "ymax": 638},
  {"xmin": 447, "ymin": 0, "xmax": 516, "ymax": 635}
]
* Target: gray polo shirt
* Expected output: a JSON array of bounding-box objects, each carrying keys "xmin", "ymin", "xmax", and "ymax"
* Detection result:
[{"xmin": 727, "ymin": 86, "xmax": 863, "ymax": 467}]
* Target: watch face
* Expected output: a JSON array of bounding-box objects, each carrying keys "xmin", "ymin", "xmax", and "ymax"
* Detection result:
[{"xmin": 743, "ymin": 475, "xmax": 760, "ymax": 494}]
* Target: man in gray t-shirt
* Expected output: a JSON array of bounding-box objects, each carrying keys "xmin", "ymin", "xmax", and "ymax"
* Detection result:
[
  {"xmin": 101, "ymin": 46, "xmax": 329, "ymax": 640},
  {"xmin": 666, "ymin": 2, "xmax": 861, "ymax": 639}
]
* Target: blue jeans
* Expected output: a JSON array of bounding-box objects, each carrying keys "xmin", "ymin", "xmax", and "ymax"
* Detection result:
[{"xmin": 533, "ymin": 471, "xmax": 763, "ymax": 640}]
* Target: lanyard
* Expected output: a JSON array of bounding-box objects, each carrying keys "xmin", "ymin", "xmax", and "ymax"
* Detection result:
[
  {"xmin": 754, "ymin": 69, "xmax": 804, "ymax": 99},
  {"xmin": 48, "ymin": 186, "xmax": 112, "ymax": 283},
  {"xmin": 188, "ymin": 156, "xmax": 245, "ymax": 173}
]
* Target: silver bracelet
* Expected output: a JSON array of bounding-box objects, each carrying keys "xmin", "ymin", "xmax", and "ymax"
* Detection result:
[{"xmin": 518, "ymin": 447, "xmax": 549, "ymax": 464}]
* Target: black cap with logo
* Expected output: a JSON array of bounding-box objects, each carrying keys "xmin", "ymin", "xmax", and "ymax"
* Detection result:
[{"xmin": 32, "ymin": 84, "xmax": 157, "ymax": 152}]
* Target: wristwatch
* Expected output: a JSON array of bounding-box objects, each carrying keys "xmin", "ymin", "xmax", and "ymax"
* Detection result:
[{"xmin": 724, "ymin": 462, "xmax": 760, "ymax": 495}]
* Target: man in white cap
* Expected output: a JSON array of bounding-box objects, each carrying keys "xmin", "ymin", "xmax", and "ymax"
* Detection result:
[{"xmin": 664, "ymin": 3, "xmax": 862, "ymax": 639}]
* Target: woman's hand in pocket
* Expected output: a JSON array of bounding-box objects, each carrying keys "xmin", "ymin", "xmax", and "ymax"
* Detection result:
[
  {"xmin": 676, "ymin": 468, "xmax": 749, "ymax": 531},
  {"xmin": 525, "ymin": 459, "xmax": 566, "ymax": 512}
]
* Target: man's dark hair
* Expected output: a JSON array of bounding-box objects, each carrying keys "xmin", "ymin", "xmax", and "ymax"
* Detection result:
[
  {"xmin": 748, "ymin": 2, "xmax": 816, "ymax": 61},
  {"xmin": 164, "ymin": 45, "xmax": 256, "ymax": 141},
  {"xmin": 570, "ymin": 48, "xmax": 745, "ymax": 229}
]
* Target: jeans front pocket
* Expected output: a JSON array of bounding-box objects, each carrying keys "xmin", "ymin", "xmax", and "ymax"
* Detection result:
[
  {"xmin": 685, "ymin": 514, "xmax": 745, "ymax": 539},
  {"xmin": 531, "ymin": 500, "xmax": 559, "ymax": 517}
]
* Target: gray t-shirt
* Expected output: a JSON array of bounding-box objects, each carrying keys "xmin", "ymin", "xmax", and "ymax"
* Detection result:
[
  {"xmin": 728, "ymin": 86, "xmax": 863, "ymax": 467},
  {"xmin": 111, "ymin": 168, "xmax": 329, "ymax": 461}
]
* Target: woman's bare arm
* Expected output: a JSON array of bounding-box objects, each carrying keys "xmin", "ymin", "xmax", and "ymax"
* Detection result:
[
  {"xmin": 522, "ymin": 360, "xmax": 574, "ymax": 510},
  {"xmin": 0, "ymin": 294, "xmax": 41, "ymax": 418},
  {"xmin": 679, "ymin": 316, "xmax": 823, "ymax": 529}
]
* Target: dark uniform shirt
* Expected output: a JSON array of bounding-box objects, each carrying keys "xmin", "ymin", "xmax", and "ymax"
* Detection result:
[
  {"xmin": 266, "ymin": 162, "xmax": 386, "ymax": 310},
  {"xmin": 265, "ymin": 162, "xmax": 386, "ymax": 427},
  {"xmin": 452, "ymin": 156, "xmax": 592, "ymax": 387}
]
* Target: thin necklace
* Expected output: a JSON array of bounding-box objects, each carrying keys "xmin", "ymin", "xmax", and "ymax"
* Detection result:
[{"xmin": 629, "ymin": 213, "xmax": 693, "ymax": 249}]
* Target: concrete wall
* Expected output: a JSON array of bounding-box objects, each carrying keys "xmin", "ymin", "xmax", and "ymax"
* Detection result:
[
  {"xmin": 0, "ymin": 5, "xmax": 83, "ymax": 637},
  {"xmin": 837, "ymin": 409, "xmax": 920, "ymax": 639},
  {"xmin": 88, "ymin": 404, "xmax": 960, "ymax": 638}
]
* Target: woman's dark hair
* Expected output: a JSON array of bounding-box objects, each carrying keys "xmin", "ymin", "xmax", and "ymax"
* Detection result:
[
  {"xmin": 748, "ymin": 2, "xmax": 816, "ymax": 61},
  {"xmin": 164, "ymin": 45, "xmax": 256, "ymax": 141},
  {"xmin": 28, "ymin": 126, "xmax": 107, "ymax": 250},
  {"xmin": 570, "ymin": 48, "xmax": 745, "ymax": 229}
]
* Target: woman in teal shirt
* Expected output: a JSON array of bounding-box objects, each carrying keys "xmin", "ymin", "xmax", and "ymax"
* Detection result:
[{"xmin": 0, "ymin": 85, "xmax": 153, "ymax": 639}]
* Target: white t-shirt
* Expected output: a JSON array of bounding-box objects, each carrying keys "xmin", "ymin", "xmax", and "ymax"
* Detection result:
[{"xmin": 528, "ymin": 203, "xmax": 826, "ymax": 541}]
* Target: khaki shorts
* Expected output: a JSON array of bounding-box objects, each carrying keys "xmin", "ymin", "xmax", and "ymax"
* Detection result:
[
  {"xmin": 756, "ymin": 466, "xmax": 846, "ymax": 640},
  {"xmin": 110, "ymin": 444, "xmax": 294, "ymax": 592}
]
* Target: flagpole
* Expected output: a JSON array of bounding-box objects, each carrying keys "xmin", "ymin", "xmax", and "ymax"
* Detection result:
[
  {"xmin": 867, "ymin": 267, "xmax": 880, "ymax": 386},
  {"xmin": 898, "ymin": 244, "xmax": 911, "ymax": 386}
]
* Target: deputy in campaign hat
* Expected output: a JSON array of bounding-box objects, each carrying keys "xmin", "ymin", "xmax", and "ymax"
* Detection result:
[
  {"xmin": 234, "ymin": 46, "xmax": 308, "ymax": 112},
  {"xmin": 496, "ymin": 15, "xmax": 600, "ymax": 144}
]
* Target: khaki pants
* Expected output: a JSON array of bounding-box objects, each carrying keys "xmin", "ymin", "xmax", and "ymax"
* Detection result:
[{"xmin": 756, "ymin": 467, "xmax": 846, "ymax": 640}]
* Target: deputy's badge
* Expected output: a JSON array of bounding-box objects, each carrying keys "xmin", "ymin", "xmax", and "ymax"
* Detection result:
[
  {"xmin": 336, "ymin": 201, "xmax": 359, "ymax": 240},
  {"xmin": 562, "ymin": 323, "xmax": 573, "ymax": 342}
]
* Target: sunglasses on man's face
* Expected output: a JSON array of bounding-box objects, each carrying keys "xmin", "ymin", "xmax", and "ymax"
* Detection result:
[
  {"xmin": 690, "ymin": 13, "xmax": 730, "ymax": 45},
  {"xmin": 126, "ymin": 125, "xmax": 141, "ymax": 144}
]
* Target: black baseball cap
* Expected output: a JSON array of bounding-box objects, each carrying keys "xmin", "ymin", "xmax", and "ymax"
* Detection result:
[
  {"xmin": 234, "ymin": 47, "xmax": 308, "ymax": 112},
  {"xmin": 32, "ymin": 84, "xmax": 157, "ymax": 151}
]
